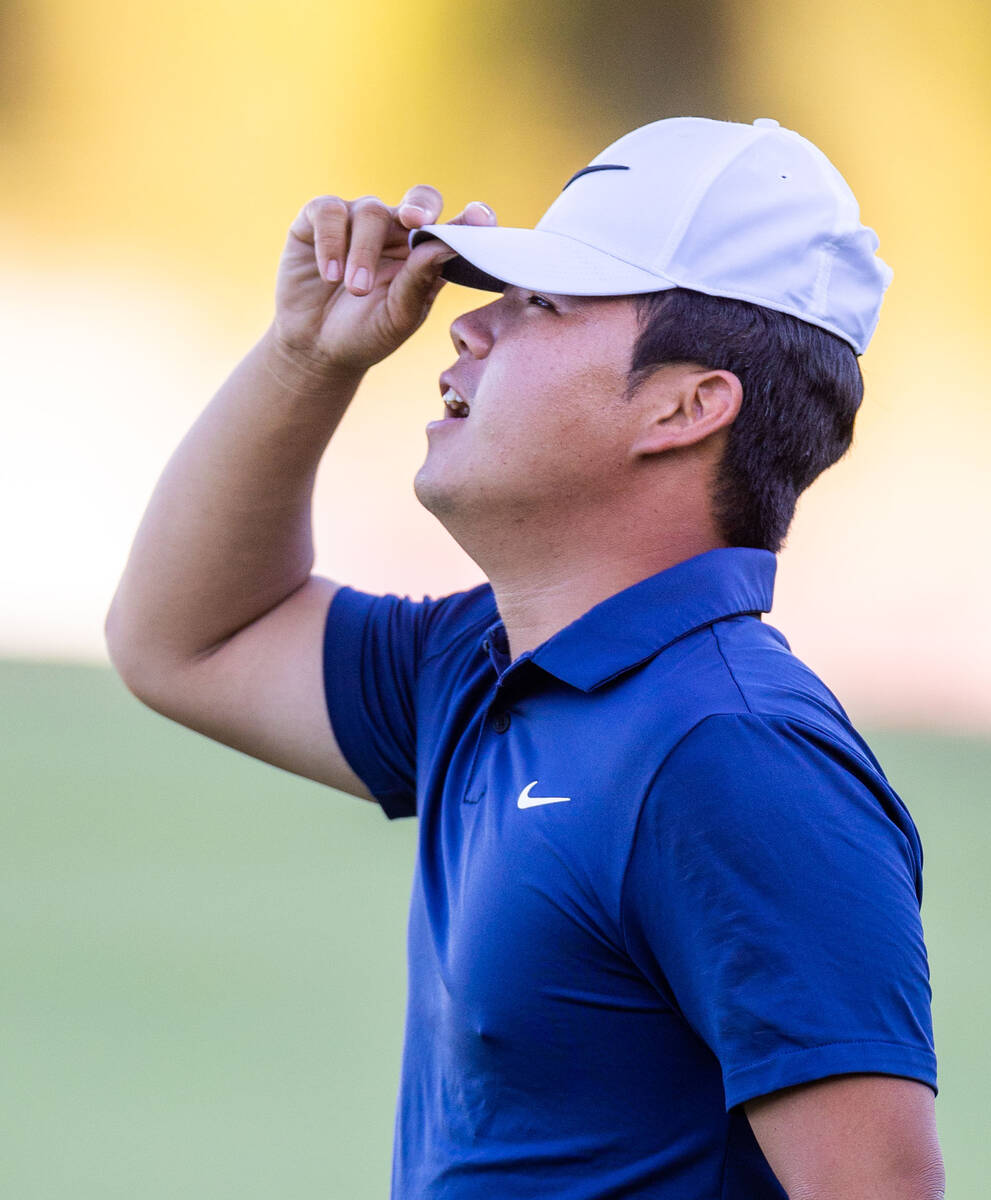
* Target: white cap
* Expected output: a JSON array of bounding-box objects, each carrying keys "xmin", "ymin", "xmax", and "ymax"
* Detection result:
[{"xmin": 410, "ymin": 116, "xmax": 892, "ymax": 355}]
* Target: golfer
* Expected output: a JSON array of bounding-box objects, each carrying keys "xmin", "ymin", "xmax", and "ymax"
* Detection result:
[{"xmin": 106, "ymin": 116, "xmax": 944, "ymax": 1198}]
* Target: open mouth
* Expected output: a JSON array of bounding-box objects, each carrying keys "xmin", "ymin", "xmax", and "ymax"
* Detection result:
[{"xmin": 442, "ymin": 387, "xmax": 470, "ymax": 419}]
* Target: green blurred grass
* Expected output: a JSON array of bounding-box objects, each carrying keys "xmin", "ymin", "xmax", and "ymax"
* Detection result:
[{"xmin": 2, "ymin": 659, "xmax": 988, "ymax": 1197}]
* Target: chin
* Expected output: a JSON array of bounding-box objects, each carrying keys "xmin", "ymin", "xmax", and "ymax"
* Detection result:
[
  {"xmin": 414, "ymin": 466, "xmax": 502, "ymax": 548},
  {"xmin": 413, "ymin": 467, "xmax": 462, "ymax": 523}
]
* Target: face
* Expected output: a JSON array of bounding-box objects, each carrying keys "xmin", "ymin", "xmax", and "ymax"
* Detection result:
[{"xmin": 414, "ymin": 285, "xmax": 645, "ymax": 536}]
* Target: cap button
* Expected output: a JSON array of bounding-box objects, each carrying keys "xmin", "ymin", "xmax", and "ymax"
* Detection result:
[{"xmin": 753, "ymin": 117, "xmax": 780, "ymax": 128}]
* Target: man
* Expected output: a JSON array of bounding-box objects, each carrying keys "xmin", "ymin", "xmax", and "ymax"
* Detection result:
[{"xmin": 106, "ymin": 116, "xmax": 944, "ymax": 1198}]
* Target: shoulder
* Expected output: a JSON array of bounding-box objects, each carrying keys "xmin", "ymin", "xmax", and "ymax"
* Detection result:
[
  {"xmin": 659, "ymin": 613, "xmax": 893, "ymax": 781},
  {"xmin": 659, "ymin": 710, "xmax": 879, "ymax": 797},
  {"xmin": 708, "ymin": 616, "xmax": 864, "ymax": 732},
  {"xmin": 647, "ymin": 710, "xmax": 925, "ymax": 891}
]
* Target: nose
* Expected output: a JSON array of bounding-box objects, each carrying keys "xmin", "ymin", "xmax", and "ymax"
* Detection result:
[{"xmin": 449, "ymin": 299, "xmax": 498, "ymax": 359}]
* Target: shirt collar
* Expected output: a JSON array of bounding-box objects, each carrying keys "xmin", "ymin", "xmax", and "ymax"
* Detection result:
[{"xmin": 484, "ymin": 547, "xmax": 776, "ymax": 692}]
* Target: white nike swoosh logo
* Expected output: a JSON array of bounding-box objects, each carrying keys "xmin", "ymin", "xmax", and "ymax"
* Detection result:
[{"xmin": 517, "ymin": 781, "xmax": 572, "ymax": 809}]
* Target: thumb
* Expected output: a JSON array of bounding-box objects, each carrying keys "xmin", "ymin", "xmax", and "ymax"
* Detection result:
[{"xmin": 388, "ymin": 241, "xmax": 459, "ymax": 328}]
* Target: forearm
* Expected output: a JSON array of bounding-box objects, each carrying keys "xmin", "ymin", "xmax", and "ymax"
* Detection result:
[{"xmin": 105, "ymin": 321, "xmax": 364, "ymax": 673}]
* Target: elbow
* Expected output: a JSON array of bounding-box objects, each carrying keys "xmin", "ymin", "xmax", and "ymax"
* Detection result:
[
  {"xmin": 897, "ymin": 1132, "xmax": 946, "ymax": 1200},
  {"xmin": 789, "ymin": 1156, "xmax": 946, "ymax": 1200},
  {"xmin": 104, "ymin": 593, "xmax": 139, "ymax": 689},
  {"xmin": 914, "ymin": 1152, "xmax": 946, "ymax": 1200},
  {"xmin": 103, "ymin": 593, "xmax": 122, "ymax": 661},
  {"xmin": 104, "ymin": 595, "xmax": 129, "ymax": 678},
  {"xmin": 104, "ymin": 594, "xmax": 170, "ymax": 705}
]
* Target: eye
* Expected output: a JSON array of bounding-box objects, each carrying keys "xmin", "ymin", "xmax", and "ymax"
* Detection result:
[{"xmin": 526, "ymin": 293, "xmax": 556, "ymax": 311}]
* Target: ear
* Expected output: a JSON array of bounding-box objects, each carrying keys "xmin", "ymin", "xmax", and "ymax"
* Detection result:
[{"xmin": 629, "ymin": 368, "xmax": 743, "ymax": 458}]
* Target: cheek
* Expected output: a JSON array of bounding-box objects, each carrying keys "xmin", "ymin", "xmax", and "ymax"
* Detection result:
[
  {"xmin": 478, "ymin": 406, "xmax": 622, "ymax": 496},
  {"xmin": 471, "ymin": 334, "xmax": 630, "ymax": 464}
]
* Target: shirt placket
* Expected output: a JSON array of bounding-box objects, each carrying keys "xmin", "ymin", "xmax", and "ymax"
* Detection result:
[{"xmin": 461, "ymin": 624, "xmax": 532, "ymax": 805}]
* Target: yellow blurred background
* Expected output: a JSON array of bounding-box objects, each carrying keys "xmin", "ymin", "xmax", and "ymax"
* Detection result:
[{"xmin": 2, "ymin": 0, "xmax": 989, "ymax": 729}]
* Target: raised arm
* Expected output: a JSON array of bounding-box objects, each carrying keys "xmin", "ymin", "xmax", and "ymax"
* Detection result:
[{"xmin": 104, "ymin": 187, "xmax": 496, "ymax": 796}]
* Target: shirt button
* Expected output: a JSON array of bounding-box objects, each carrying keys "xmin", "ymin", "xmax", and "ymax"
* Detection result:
[
  {"xmin": 482, "ymin": 638, "xmax": 491, "ymax": 652},
  {"xmin": 491, "ymin": 711, "xmax": 511, "ymax": 733}
]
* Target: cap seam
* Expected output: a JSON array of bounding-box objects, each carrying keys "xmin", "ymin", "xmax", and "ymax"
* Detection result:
[
  {"xmin": 810, "ymin": 236, "xmax": 838, "ymax": 319},
  {"xmin": 805, "ymin": 142, "xmax": 856, "ymax": 319},
  {"xmin": 654, "ymin": 124, "xmax": 774, "ymax": 272}
]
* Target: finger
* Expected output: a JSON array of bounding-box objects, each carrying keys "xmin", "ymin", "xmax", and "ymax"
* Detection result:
[
  {"xmin": 344, "ymin": 195, "xmax": 395, "ymax": 295},
  {"xmin": 421, "ymin": 274, "xmax": 449, "ymax": 310},
  {"xmin": 446, "ymin": 199, "xmax": 498, "ymax": 227},
  {"xmin": 387, "ymin": 239, "xmax": 459, "ymax": 331},
  {"xmin": 296, "ymin": 195, "xmax": 350, "ymax": 284},
  {"xmin": 388, "ymin": 198, "xmax": 498, "ymax": 322},
  {"xmin": 396, "ymin": 184, "xmax": 444, "ymax": 229},
  {"xmin": 396, "ymin": 199, "xmax": 497, "ymax": 275},
  {"xmin": 398, "ymin": 194, "xmax": 498, "ymax": 236}
]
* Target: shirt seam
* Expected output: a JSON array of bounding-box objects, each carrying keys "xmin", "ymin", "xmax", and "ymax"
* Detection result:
[
  {"xmin": 709, "ymin": 623, "xmax": 754, "ymax": 713},
  {"xmin": 768, "ymin": 711, "xmax": 891, "ymax": 783}
]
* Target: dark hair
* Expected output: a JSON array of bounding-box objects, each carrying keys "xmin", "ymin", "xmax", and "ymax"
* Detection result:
[{"xmin": 625, "ymin": 289, "xmax": 864, "ymax": 554}]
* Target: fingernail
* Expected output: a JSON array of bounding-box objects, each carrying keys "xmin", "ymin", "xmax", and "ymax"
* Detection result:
[
  {"xmin": 325, "ymin": 260, "xmax": 341, "ymax": 282},
  {"xmin": 470, "ymin": 201, "xmax": 495, "ymax": 218},
  {"xmin": 401, "ymin": 203, "xmax": 428, "ymax": 220},
  {"xmin": 353, "ymin": 267, "xmax": 371, "ymax": 291}
]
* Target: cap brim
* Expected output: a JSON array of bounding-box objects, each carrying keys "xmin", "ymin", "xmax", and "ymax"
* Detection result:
[{"xmin": 409, "ymin": 224, "xmax": 676, "ymax": 296}]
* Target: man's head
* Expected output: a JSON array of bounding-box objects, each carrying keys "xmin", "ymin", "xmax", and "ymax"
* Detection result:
[
  {"xmin": 411, "ymin": 115, "xmax": 886, "ymax": 562},
  {"xmin": 413, "ymin": 284, "xmax": 745, "ymax": 570},
  {"xmin": 413, "ymin": 281, "xmax": 859, "ymax": 560}
]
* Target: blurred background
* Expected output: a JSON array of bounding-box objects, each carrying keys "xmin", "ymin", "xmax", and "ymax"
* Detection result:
[{"xmin": 2, "ymin": 1, "xmax": 988, "ymax": 1196}]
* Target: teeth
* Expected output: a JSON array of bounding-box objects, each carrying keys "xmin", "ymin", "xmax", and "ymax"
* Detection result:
[{"xmin": 442, "ymin": 387, "xmax": 470, "ymax": 418}]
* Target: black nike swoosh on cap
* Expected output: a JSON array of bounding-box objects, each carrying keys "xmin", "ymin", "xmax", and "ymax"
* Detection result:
[{"xmin": 560, "ymin": 164, "xmax": 630, "ymax": 192}]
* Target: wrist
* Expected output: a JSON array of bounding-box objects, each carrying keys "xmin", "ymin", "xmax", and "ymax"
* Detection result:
[{"xmin": 262, "ymin": 323, "xmax": 366, "ymax": 397}]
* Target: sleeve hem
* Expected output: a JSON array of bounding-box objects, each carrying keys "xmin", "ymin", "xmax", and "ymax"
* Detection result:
[
  {"xmin": 322, "ymin": 586, "xmax": 418, "ymax": 818},
  {"xmin": 723, "ymin": 1040, "xmax": 938, "ymax": 1112}
]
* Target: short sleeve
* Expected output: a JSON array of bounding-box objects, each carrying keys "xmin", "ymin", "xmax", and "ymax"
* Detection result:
[
  {"xmin": 322, "ymin": 585, "xmax": 433, "ymax": 819},
  {"xmin": 621, "ymin": 712, "xmax": 938, "ymax": 1112}
]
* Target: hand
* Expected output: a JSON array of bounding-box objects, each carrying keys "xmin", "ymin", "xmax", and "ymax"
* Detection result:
[{"xmin": 272, "ymin": 186, "xmax": 497, "ymax": 375}]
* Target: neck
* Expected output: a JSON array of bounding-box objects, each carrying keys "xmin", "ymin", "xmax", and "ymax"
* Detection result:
[
  {"xmin": 489, "ymin": 541, "xmax": 723, "ymax": 662},
  {"xmin": 467, "ymin": 493, "xmax": 727, "ymax": 660},
  {"xmin": 428, "ymin": 449, "xmax": 730, "ymax": 661}
]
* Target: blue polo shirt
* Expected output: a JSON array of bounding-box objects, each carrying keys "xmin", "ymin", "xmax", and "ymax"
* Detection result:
[{"xmin": 322, "ymin": 546, "xmax": 937, "ymax": 1199}]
